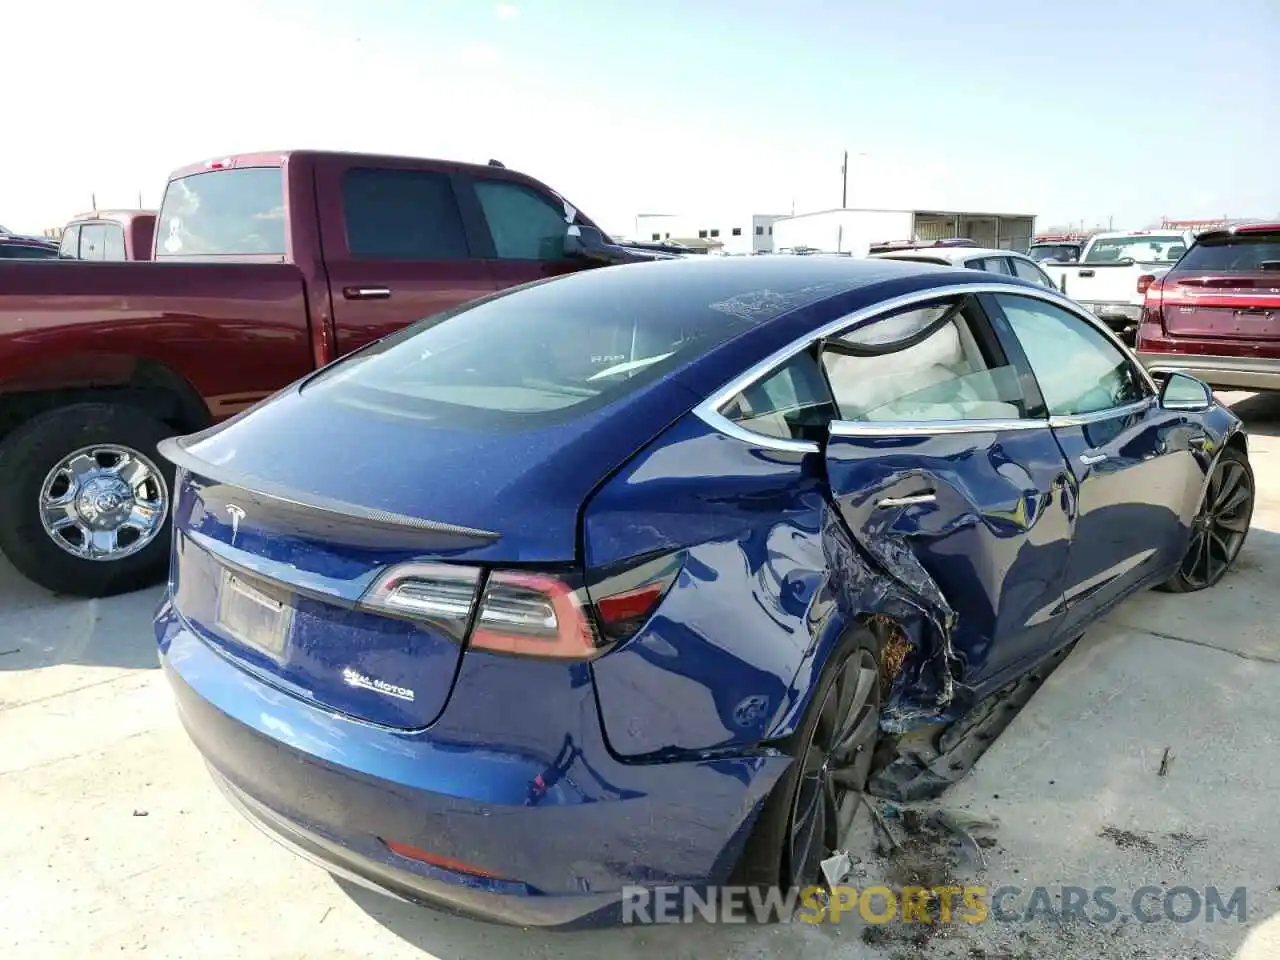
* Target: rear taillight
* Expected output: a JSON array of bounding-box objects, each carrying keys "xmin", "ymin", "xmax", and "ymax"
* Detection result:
[
  {"xmin": 359, "ymin": 554, "xmax": 683, "ymax": 659},
  {"xmin": 587, "ymin": 553, "xmax": 684, "ymax": 644},
  {"xmin": 1137, "ymin": 274, "xmax": 1157, "ymax": 295},
  {"xmin": 471, "ymin": 570, "xmax": 598, "ymax": 658},
  {"xmin": 1137, "ymin": 277, "xmax": 1166, "ymax": 347}
]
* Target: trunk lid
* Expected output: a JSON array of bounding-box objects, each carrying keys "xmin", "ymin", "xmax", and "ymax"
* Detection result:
[
  {"xmin": 162, "ymin": 387, "xmax": 640, "ymax": 730},
  {"xmin": 1160, "ymin": 274, "xmax": 1280, "ymax": 341},
  {"xmin": 162, "ymin": 363, "xmax": 701, "ymax": 730}
]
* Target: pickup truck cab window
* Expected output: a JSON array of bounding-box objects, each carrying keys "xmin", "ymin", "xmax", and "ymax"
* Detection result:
[
  {"xmin": 59, "ymin": 225, "xmax": 80, "ymax": 258},
  {"xmin": 78, "ymin": 223, "xmax": 106, "ymax": 261},
  {"xmin": 103, "ymin": 224, "xmax": 127, "ymax": 261},
  {"xmin": 156, "ymin": 166, "xmax": 285, "ymax": 258},
  {"xmin": 995, "ymin": 294, "xmax": 1147, "ymax": 416},
  {"xmin": 342, "ymin": 167, "xmax": 470, "ymax": 260},
  {"xmin": 474, "ymin": 179, "xmax": 572, "ymax": 261},
  {"xmin": 968, "ymin": 256, "xmax": 1012, "ymax": 275}
]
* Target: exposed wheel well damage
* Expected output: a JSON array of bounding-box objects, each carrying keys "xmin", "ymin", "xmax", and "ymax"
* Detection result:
[{"xmin": 818, "ymin": 504, "xmax": 959, "ymax": 735}]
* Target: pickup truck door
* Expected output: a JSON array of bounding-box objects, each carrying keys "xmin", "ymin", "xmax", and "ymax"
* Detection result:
[
  {"xmin": 986, "ymin": 292, "xmax": 1192, "ymax": 634},
  {"xmin": 454, "ymin": 173, "xmax": 594, "ymax": 292},
  {"xmin": 819, "ymin": 293, "xmax": 1074, "ymax": 693},
  {"xmin": 314, "ymin": 159, "xmax": 497, "ymax": 359}
]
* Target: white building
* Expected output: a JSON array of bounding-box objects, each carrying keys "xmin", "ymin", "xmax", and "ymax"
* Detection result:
[
  {"xmin": 633, "ymin": 212, "xmax": 788, "ymax": 255},
  {"xmin": 772, "ymin": 208, "xmax": 1038, "ymax": 257}
]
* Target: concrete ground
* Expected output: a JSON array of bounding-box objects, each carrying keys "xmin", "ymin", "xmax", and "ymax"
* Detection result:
[{"xmin": 1, "ymin": 392, "xmax": 1277, "ymax": 960}]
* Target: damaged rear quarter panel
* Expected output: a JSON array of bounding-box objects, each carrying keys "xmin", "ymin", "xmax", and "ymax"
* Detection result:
[{"xmin": 583, "ymin": 413, "xmax": 976, "ymax": 760}]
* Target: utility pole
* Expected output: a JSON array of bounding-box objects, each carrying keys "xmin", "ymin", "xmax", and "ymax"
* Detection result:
[{"xmin": 841, "ymin": 150, "xmax": 848, "ymax": 209}]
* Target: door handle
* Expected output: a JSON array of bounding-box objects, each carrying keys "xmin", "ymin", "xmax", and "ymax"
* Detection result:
[
  {"xmin": 875, "ymin": 493, "xmax": 937, "ymax": 509},
  {"xmin": 1078, "ymin": 269, "xmax": 1095, "ymax": 278},
  {"xmin": 343, "ymin": 286, "xmax": 392, "ymax": 300},
  {"xmin": 1079, "ymin": 452, "xmax": 1107, "ymax": 465}
]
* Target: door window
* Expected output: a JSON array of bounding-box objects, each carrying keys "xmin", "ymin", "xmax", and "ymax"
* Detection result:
[
  {"xmin": 995, "ymin": 294, "xmax": 1148, "ymax": 416},
  {"xmin": 1010, "ymin": 256, "xmax": 1057, "ymax": 289},
  {"xmin": 103, "ymin": 224, "xmax": 127, "ymax": 261},
  {"xmin": 821, "ymin": 298, "xmax": 1029, "ymax": 422},
  {"xmin": 474, "ymin": 179, "xmax": 571, "ymax": 261},
  {"xmin": 342, "ymin": 167, "xmax": 470, "ymax": 260},
  {"xmin": 966, "ymin": 256, "xmax": 1012, "ymax": 275},
  {"xmin": 78, "ymin": 223, "xmax": 106, "ymax": 261},
  {"xmin": 59, "ymin": 225, "xmax": 80, "ymax": 258},
  {"xmin": 720, "ymin": 352, "xmax": 837, "ymax": 442}
]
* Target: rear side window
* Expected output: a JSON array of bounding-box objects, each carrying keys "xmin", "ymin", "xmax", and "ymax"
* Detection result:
[
  {"xmin": 342, "ymin": 168, "xmax": 469, "ymax": 260},
  {"xmin": 157, "ymin": 167, "xmax": 285, "ymax": 257},
  {"xmin": 59, "ymin": 225, "xmax": 80, "ymax": 258},
  {"xmin": 1175, "ymin": 232, "xmax": 1280, "ymax": 272},
  {"xmin": 474, "ymin": 179, "xmax": 572, "ymax": 260},
  {"xmin": 969, "ymin": 256, "xmax": 1012, "ymax": 275},
  {"xmin": 306, "ymin": 272, "xmax": 749, "ymax": 424},
  {"xmin": 1011, "ymin": 256, "xmax": 1056, "ymax": 288},
  {"xmin": 721, "ymin": 353, "xmax": 836, "ymax": 442},
  {"xmin": 103, "ymin": 224, "xmax": 126, "ymax": 260},
  {"xmin": 78, "ymin": 223, "xmax": 106, "ymax": 261}
]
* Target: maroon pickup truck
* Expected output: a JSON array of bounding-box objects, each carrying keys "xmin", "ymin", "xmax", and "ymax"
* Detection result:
[{"xmin": 0, "ymin": 150, "xmax": 670, "ymax": 597}]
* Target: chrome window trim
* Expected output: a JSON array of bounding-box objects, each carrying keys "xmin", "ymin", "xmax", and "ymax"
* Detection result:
[
  {"xmin": 693, "ymin": 280, "xmax": 1146, "ymax": 452},
  {"xmin": 830, "ymin": 418, "xmax": 1048, "ymax": 438},
  {"xmin": 1047, "ymin": 397, "xmax": 1154, "ymax": 428}
]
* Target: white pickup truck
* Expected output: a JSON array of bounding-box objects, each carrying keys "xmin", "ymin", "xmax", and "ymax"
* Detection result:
[{"xmin": 1043, "ymin": 230, "xmax": 1194, "ymax": 342}]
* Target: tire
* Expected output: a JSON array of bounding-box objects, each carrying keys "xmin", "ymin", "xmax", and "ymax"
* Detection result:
[
  {"xmin": 732, "ymin": 626, "xmax": 882, "ymax": 913},
  {"xmin": 1157, "ymin": 446, "xmax": 1254, "ymax": 594},
  {"xmin": 0, "ymin": 403, "xmax": 177, "ymax": 597}
]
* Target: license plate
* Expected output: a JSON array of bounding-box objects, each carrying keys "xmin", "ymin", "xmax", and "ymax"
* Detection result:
[{"xmin": 216, "ymin": 571, "xmax": 292, "ymax": 659}]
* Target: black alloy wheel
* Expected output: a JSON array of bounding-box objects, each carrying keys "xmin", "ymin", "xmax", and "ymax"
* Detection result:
[
  {"xmin": 1162, "ymin": 447, "xmax": 1254, "ymax": 593},
  {"xmin": 785, "ymin": 647, "xmax": 881, "ymax": 888}
]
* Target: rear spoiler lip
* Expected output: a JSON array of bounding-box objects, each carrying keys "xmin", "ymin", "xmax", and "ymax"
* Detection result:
[{"xmin": 157, "ymin": 435, "xmax": 502, "ymax": 543}]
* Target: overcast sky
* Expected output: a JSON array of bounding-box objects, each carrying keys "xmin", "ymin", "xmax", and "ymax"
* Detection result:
[{"xmin": 3, "ymin": 0, "xmax": 1276, "ymax": 235}]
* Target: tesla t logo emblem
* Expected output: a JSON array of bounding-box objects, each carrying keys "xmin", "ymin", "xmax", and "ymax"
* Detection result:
[{"xmin": 225, "ymin": 504, "xmax": 246, "ymax": 544}]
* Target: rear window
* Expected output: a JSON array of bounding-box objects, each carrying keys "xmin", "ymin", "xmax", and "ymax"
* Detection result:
[
  {"xmin": 1174, "ymin": 232, "xmax": 1280, "ymax": 273},
  {"xmin": 1083, "ymin": 235, "xmax": 1185, "ymax": 264},
  {"xmin": 306, "ymin": 272, "xmax": 751, "ymax": 426},
  {"xmin": 1029, "ymin": 244, "xmax": 1078, "ymax": 262},
  {"xmin": 156, "ymin": 167, "xmax": 285, "ymax": 258}
]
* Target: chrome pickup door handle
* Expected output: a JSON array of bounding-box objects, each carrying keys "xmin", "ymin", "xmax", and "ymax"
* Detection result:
[
  {"xmin": 875, "ymin": 493, "xmax": 937, "ymax": 509},
  {"xmin": 343, "ymin": 286, "xmax": 392, "ymax": 300},
  {"xmin": 1080, "ymin": 453, "xmax": 1107, "ymax": 465}
]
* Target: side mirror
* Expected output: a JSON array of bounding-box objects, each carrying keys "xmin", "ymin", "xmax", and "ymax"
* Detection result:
[
  {"xmin": 563, "ymin": 224, "xmax": 612, "ymax": 262},
  {"xmin": 1159, "ymin": 372, "xmax": 1213, "ymax": 412}
]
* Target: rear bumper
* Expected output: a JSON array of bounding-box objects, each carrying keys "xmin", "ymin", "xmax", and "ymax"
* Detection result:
[
  {"xmin": 1138, "ymin": 352, "xmax": 1280, "ymax": 393},
  {"xmin": 157, "ymin": 599, "xmax": 787, "ymax": 927},
  {"xmin": 1079, "ymin": 301, "xmax": 1142, "ymax": 330}
]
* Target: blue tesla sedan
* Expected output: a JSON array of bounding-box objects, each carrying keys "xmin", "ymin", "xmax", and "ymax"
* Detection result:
[{"xmin": 155, "ymin": 256, "xmax": 1254, "ymax": 926}]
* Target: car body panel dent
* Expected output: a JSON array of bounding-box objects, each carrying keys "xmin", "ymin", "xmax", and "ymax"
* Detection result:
[{"xmin": 823, "ymin": 425, "xmax": 1076, "ymax": 722}]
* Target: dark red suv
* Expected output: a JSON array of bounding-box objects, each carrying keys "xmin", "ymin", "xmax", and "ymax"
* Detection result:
[{"xmin": 1137, "ymin": 222, "xmax": 1280, "ymax": 392}]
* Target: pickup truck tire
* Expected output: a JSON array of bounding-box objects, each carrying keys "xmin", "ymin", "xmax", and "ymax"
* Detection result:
[{"xmin": 0, "ymin": 403, "xmax": 176, "ymax": 598}]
